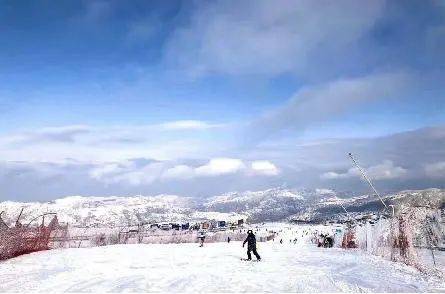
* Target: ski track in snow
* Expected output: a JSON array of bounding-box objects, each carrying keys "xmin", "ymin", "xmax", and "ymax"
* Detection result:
[{"xmin": 0, "ymin": 241, "xmax": 444, "ymax": 293}]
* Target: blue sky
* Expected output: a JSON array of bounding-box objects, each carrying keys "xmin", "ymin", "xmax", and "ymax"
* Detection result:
[{"xmin": 0, "ymin": 0, "xmax": 444, "ymax": 201}]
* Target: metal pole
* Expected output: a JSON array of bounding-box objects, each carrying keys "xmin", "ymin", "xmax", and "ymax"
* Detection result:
[
  {"xmin": 388, "ymin": 205, "xmax": 395, "ymax": 217},
  {"xmin": 339, "ymin": 202, "xmax": 349, "ymax": 215},
  {"xmin": 348, "ymin": 153, "xmax": 388, "ymax": 209},
  {"xmin": 335, "ymin": 197, "xmax": 351, "ymax": 220},
  {"xmin": 430, "ymin": 242, "xmax": 437, "ymax": 267},
  {"xmin": 425, "ymin": 218, "xmax": 437, "ymax": 268}
]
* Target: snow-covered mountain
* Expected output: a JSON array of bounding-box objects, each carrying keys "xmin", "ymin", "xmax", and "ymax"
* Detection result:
[
  {"xmin": 0, "ymin": 188, "xmax": 443, "ymax": 226},
  {"xmin": 204, "ymin": 188, "xmax": 313, "ymax": 222},
  {"xmin": 0, "ymin": 195, "xmax": 197, "ymax": 227},
  {"xmin": 290, "ymin": 188, "xmax": 445, "ymax": 223}
]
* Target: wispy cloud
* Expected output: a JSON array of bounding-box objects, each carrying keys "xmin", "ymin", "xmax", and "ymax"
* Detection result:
[
  {"xmin": 5, "ymin": 125, "xmax": 91, "ymax": 145},
  {"xmin": 158, "ymin": 120, "xmax": 223, "ymax": 131},
  {"xmin": 126, "ymin": 18, "xmax": 161, "ymax": 44},
  {"xmin": 0, "ymin": 126, "xmax": 443, "ymax": 200},
  {"xmin": 0, "ymin": 120, "xmax": 227, "ymax": 162},
  {"xmin": 89, "ymin": 160, "xmax": 166, "ymax": 186},
  {"xmin": 243, "ymin": 71, "xmax": 412, "ymax": 144},
  {"xmin": 424, "ymin": 162, "xmax": 445, "ymax": 179},
  {"xmin": 78, "ymin": 0, "xmax": 114, "ymax": 23},
  {"xmin": 165, "ymin": 0, "xmax": 386, "ymax": 77},
  {"xmin": 321, "ymin": 160, "xmax": 407, "ymax": 181},
  {"xmin": 89, "ymin": 157, "xmax": 279, "ymax": 186}
]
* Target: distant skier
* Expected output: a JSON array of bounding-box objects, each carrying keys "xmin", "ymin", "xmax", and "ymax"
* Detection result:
[
  {"xmin": 227, "ymin": 237, "xmax": 231, "ymax": 243},
  {"xmin": 317, "ymin": 234, "xmax": 325, "ymax": 247},
  {"xmin": 242, "ymin": 230, "xmax": 261, "ymax": 261},
  {"xmin": 198, "ymin": 231, "xmax": 206, "ymax": 247},
  {"xmin": 317, "ymin": 233, "xmax": 334, "ymax": 248},
  {"xmin": 325, "ymin": 235, "xmax": 334, "ymax": 248}
]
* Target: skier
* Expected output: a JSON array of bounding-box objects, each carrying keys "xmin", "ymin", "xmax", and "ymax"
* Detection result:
[
  {"xmin": 227, "ymin": 237, "xmax": 231, "ymax": 243},
  {"xmin": 242, "ymin": 230, "xmax": 261, "ymax": 261},
  {"xmin": 325, "ymin": 235, "xmax": 334, "ymax": 248},
  {"xmin": 317, "ymin": 233, "xmax": 325, "ymax": 247},
  {"xmin": 198, "ymin": 231, "xmax": 206, "ymax": 247}
]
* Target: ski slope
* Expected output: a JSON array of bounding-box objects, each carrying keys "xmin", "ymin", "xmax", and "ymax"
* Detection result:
[{"xmin": 0, "ymin": 241, "xmax": 443, "ymax": 292}]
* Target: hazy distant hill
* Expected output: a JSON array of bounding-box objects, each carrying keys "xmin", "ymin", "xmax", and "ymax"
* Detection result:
[
  {"xmin": 203, "ymin": 188, "xmax": 327, "ymax": 222},
  {"xmin": 289, "ymin": 188, "xmax": 445, "ymax": 223},
  {"xmin": 0, "ymin": 188, "xmax": 443, "ymax": 226}
]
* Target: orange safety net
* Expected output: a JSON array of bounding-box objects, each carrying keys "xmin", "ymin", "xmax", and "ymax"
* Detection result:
[{"xmin": 0, "ymin": 214, "xmax": 61, "ymax": 260}]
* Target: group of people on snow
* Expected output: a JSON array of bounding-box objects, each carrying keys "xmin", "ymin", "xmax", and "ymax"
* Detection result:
[{"xmin": 197, "ymin": 226, "xmax": 337, "ymax": 261}]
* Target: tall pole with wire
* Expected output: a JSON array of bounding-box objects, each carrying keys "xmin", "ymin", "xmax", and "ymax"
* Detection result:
[{"xmin": 348, "ymin": 153, "xmax": 388, "ymax": 210}]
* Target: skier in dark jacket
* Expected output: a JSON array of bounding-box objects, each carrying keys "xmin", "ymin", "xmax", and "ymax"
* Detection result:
[
  {"xmin": 198, "ymin": 231, "xmax": 206, "ymax": 247},
  {"xmin": 243, "ymin": 230, "xmax": 261, "ymax": 260}
]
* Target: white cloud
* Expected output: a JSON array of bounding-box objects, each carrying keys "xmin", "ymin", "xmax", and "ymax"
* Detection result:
[
  {"xmin": 161, "ymin": 165, "xmax": 195, "ymax": 180},
  {"xmin": 250, "ymin": 160, "xmax": 279, "ymax": 176},
  {"xmin": 195, "ymin": 158, "xmax": 245, "ymax": 176},
  {"xmin": 89, "ymin": 160, "xmax": 165, "ymax": 186},
  {"xmin": 88, "ymin": 157, "xmax": 279, "ymax": 186},
  {"xmin": 321, "ymin": 160, "xmax": 407, "ymax": 181},
  {"xmin": 321, "ymin": 170, "xmax": 355, "ymax": 180},
  {"xmin": 158, "ymin": 120, "xmax": 221, "ymax": 130},
  {"xmin": 89, "ymin": 163, "xmax": 124, "ymax": 180},
  {"xmin": 110, "ymin": 167, "xmax": 162, "ymax": 186},
  {"xmin": 424, "ymin": 162, "xmax": 445, "ymax": 179},
  {"xmin": 162, "ymin": 158, "xmax": 280, "ymax": 180},
  {"xmin": 366, "ymin": 161, "xmax": 407, "ymax": 180},
  {"xmin": 1, "ymin": 126, "xmax": 443, "ymax": 200}
]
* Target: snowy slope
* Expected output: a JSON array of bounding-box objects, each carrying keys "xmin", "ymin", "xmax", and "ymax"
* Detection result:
[{"xmin": 0, "ymin": 241, "xmax": 443, "ymax": 292}]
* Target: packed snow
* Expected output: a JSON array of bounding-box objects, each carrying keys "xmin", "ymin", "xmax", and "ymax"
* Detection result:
[{"xmin": 0, "ymin": 240, "xmax": 443, "ymax": 292}]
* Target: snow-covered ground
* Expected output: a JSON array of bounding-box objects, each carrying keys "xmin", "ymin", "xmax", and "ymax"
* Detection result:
[{"xmin": 0, "ymin": 241, "xmax": 443, "ymax": 292}]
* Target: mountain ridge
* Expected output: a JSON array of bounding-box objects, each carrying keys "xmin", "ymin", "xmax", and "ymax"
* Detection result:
[{"xmin": 1, "ymin": 187, "xmax": 443, "ymax": 226}]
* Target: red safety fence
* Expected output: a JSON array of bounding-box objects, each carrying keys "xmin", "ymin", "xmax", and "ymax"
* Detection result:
[
  {"xmin": 341, "ymin": 227, "xmax": 358, "ymax": 249},
  {"xmin": 340, "ymin": 208, "xmax": 444, "ymax": 277},
  {"xmin": 0, "ymin": 211, "xmax": 67, "ymax": 261}
]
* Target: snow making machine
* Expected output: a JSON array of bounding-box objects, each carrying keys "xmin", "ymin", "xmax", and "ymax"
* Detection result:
[{"xmin": 0, "ymin": 209, "xmax": 63, "ymax": 260}]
